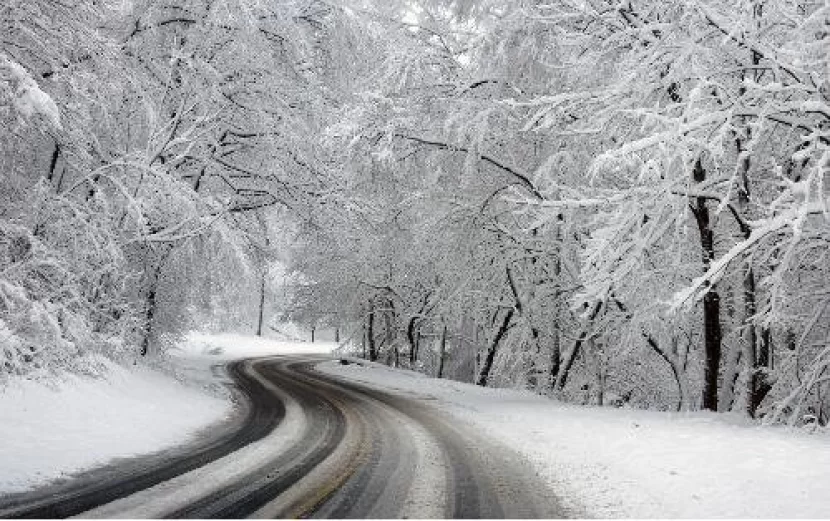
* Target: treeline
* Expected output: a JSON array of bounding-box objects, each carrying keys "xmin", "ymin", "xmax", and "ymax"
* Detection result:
[
  {"xmin": 0, "ymin": 1, "xmax": 354, "ymax": 380},
  {"xmin": 3, "ymin": 1, "xmax": 828, "ymax": 425},
  {"xmin": 287, "ymin": 0, "xmax": 830, "ymax": 425}
]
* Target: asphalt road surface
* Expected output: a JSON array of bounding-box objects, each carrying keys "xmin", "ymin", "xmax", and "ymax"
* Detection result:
[{"xmin": 0, "ymin": 356, "xmax": 564, "ymax": 519}]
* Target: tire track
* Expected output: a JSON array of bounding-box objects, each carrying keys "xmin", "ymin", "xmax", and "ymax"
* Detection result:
[
  {"xmin": 1, "ymin": 355, "xmax": 565, "ymax": 519},
  {"xmin": 0, "ymin": 361, "xmax": 284, "ymax": 519}
]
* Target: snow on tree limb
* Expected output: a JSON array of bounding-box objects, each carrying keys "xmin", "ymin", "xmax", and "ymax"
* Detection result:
[
  {"xmin": 0, "ymin": 54, "xmax": 62, "ymax": 130},
  {"xmin": 670, "ymin": 197, "xmax": 830, "ymax": 312}
]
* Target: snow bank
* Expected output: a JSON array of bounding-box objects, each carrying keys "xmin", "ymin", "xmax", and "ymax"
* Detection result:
[
  {"xmin": 319, "ymin": 360, "xmax": 830, "ymax": 518},
  {"xmin": 0, "ymin": 357, "xmax": 231, "ymax": 494},
  {"xmin": 174, "ymin": 331, "xmax": 336, "ymax": 361},
  {"xmin": 0, "ymin": 332, "xmax": 333, "ymax": 497}
]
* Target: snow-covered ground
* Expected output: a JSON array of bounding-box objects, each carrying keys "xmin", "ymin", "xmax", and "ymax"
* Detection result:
[
  {"xmin": 7, "ymin": 332, "xmax": 825, "ymax": 517},
  {"xmin": 0, "ymin": 332, "xmax": 334, "ymax": 496},
  {"xmin": 320, "ymin": 359, "xmax": 830, "ymax": 518},
  {"xmin": 0, "ymin": 356, "xmax": 231, "ymax": 494},
  {"xmin": 173, "ymin": 331, "xmax": 336, "ymax": 361}
]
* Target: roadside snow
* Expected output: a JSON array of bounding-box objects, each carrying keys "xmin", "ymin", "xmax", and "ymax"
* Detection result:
[
  {"xmin": 0, "ymin": 333, "xmax": 332, "ymax": 497},
  {"xmin": 319, "ymin": 359, "xmax": 830, "ymax": 518},
  {"xmin": 0, "ymin": 357, "xmax": 231, "ymax": 494},
  {"xmin": 174, "ymin": 331, "xmax": 336, "ymax": 361}
]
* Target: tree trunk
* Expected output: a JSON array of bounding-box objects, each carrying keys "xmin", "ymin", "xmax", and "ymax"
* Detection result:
[
  {"xmin": 255, "ymin": 273, "xmax": 266, "ymax": 337},
  {"xmin": 361, "ymin": 321, "xmax": 367, "ymax": 359},
  {"xmin": 505, "ymin": 264, "xmax": 542, "ymax": 390},
  {"xmin": 140, "ymin": 245, "xmax": 173, "ymax": 357},
  {"xmin": 586, "ymin": 338, "xmax": 604, "ymax": 406},
  {"xmin": 47, "ymin": 143, "xmax": 61, "ymax": 184},
  {"xmin": 691, "ymin": 158, "xmax": 722, "ymax": 412},
  {"xmin": 193, "ymin": 166, "xmax": 207, "ymax": 192},
  {"xmin": 384, "ymin": 299, "xmax": 395, "ymax": 366},
  {"xmin": 407, "ymin": 316, "xmax": 419, "ymax": 365},
  {"xmin": 367, "ymin": 300, "xmax": 378, "ymax": 361},
  {"xmin": 700, "ymin": 254, "xmax": 722, "ymax": 411},
  {"xmin": 548, "ymin": 230, "xmax": 563, "ymax": 393},
  {"xmin": 646, "ymin": 334, "xmax": 690, "ymax": 412},
  {"xmin": 437, "ymin": 322, "xmax": 447, "ymax": 378},
  {"xmin": 556, "ymin": 301, "xmax": 602, "ymax": 392},
  {"xmin": 719, "ymin": 285, "xmax": 740, "ymax": 412},
  {"xmin": 736, "ymin": 46, "xmax": 769, "ymax": 417},
  {"xmin": 548, "ymin": 325, "xmax": 561, "ymax": 393},
  {"xmin": 743, "ymin": 265, "xmax": 761, "ymax": 415},
  {"xmin": 255, "ymin": 211, "xmax": 270, "ymax": 338},
  {"xmin": 476, "ymin": 308, "xmax": 514, "ymax": 387},
  {"xmin": 140, "ymin": 282, "xmax": 157, "ymax": 357},
  {"xmin": 719, "ymin": 340, "xmax": 742, "ymax": 412}
]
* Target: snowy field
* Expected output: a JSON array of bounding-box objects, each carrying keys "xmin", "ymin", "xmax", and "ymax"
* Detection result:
[
  {"xmin": 320, "ymin": 359, "xmax": 830, "ymax": 518},
  {"xmin": 0, "ymin": 356, "xmax": 231, "ymax": 494}
]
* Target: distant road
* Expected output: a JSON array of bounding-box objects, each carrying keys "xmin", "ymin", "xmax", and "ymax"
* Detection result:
[{"xmin": 0, "ymin": 356, "xmax": 563, "ymax": 518}]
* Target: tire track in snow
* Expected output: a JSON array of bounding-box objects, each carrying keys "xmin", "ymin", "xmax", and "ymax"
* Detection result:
[
  {"xmin": 2, "ymin": 355, "xmax": 564, "ymax": 519},
  {"xmin": 0, "ymin": 361, "xmax": 284, "ymax": 519}
]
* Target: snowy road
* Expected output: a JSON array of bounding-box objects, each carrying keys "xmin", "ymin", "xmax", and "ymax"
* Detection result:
[{"xmin": 0, "ymin": 356, "xmax": 562, "ymax": 518}]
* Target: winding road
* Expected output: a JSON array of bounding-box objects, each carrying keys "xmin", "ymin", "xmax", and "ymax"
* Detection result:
[{"xmin": 0, "ymin": 356, "xmax": 564, "ymax": 518}]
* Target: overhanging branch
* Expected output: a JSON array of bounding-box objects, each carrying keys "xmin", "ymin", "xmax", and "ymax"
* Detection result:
[{"xmin": 394, "ymin": 133, "xmax": 543, "ymax": 200}]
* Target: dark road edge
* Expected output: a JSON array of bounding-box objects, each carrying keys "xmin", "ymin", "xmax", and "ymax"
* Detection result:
[{"xmin": 0, "ymin": 361, "xmax": 285, "ymax": 519}]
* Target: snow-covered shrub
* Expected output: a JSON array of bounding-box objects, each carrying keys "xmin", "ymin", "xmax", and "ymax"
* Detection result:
[
  {"xmin": 0, "ymin": 211, "xmax": 132, "ymax": 382},
  {"xmin": 0, "ymin": 222, "xmax": 73, "ymax": 379}
]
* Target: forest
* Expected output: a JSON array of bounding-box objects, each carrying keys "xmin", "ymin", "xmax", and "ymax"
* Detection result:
[{"xmin": 2, "ymin": 0, "xmax": 829, "ymax": 426}]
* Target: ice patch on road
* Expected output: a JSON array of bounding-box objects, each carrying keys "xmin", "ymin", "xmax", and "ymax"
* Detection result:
[
  {"xmin": 319, "ymin": 359, "xmax": 830, "ymax": 518},
  {"xmin": 0, "ymin": 356, "xmax": 231, "ymax": 494}
]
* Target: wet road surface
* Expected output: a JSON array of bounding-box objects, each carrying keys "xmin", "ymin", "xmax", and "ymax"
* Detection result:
[{"xmin": 0, "ymin": 356, "xmax": 564, "ymax": 518}]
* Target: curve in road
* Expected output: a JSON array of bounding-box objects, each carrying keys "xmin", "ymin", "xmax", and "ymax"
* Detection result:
[
  {"xmin": 0, "ymin": 361, "xmax": 284, "ymax": 519},
  {"xmin": 0, "ymin": 356, "xmax": 565, "ymax": 519}
]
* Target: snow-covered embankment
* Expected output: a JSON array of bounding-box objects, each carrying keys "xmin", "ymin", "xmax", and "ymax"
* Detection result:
[
  {"xmin": 319, "ymin": 359, "xmax": 830, "ymax": 518},
  {"xmin": 0, "ymin": 356, "xmax": 231, "ymax": 494},
  {"xmin": 0, "ymin": 331, "xmax": 335, "ymax": 495}
]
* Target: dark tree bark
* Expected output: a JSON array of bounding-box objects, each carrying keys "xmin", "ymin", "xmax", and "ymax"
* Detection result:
[
  {"xmin": 193, "ymin": 166, "xmax": 206, "ymax": 192},
  {"xmin": 140, "ymin": 281, "xmax": 157, "ymax": 357},
  {"xmin": 476, "ymin": 308, "xmax": 515, "ymax": 387},
  {"xmin": 743, "ymin": 265, "xmax": 762, "ymax": 414},
  {"xmin": 736, "ymin": 44, "xmax": 771, "ymax": 417},
  {"xmin": 437, "ymin": 322, "xmax": 447, "ymax": 378},
  {"xmin": 407, "ymin": 316, "xmax": 419, "ymax": 365},
  {"xmin": 367, "ymin": 300, "xmax": 378, "ymax": 361},
  {"xmin": 383, "ymin": 298, "xmax": 396, "ymax": 366},
  {"xmin": 361, "ymin": 320, "xmax": 367, "ymax": 359},
  {"xmin": 47, "ymin": 143, "xmax": 61, "ymax": 184},
  {"xmin": 255, "ymin": 275, "xmax": 266, "ymax": 337},
  {"xmin": 548, "ymin": 223, "xmax": 563, "ymax": 392},
  {"xmin": 690, "ymin": 158, "xmax": 723, "ymax": 411}
]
